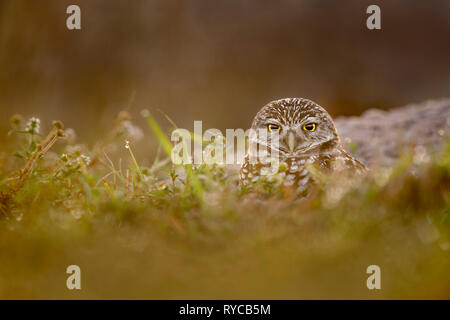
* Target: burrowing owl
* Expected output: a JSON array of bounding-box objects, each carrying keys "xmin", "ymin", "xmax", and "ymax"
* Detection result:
[{"xmin": 240, "ymin": 98, "xmax": 367, "ymax": 197}]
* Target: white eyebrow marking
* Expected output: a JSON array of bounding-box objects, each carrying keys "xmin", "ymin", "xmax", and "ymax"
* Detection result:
[{"xmin": 302, "ymin": 117, "xmax": 320, "ymax": 124}]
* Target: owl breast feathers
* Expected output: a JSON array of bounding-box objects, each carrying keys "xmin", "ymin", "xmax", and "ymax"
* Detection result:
[{"xmin": 240, "ymin": 98, "xmax": 367, "ymax": 197}]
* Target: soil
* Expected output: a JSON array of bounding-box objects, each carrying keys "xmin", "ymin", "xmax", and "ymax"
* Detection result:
[{"xmin": 335, "ymin": 98, "xmax": 450, "ymax": 167}]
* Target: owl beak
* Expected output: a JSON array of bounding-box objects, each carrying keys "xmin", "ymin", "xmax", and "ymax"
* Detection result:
[{"xmin": 288, "ymin": 131, "xmax": 296, "ymax": 152}]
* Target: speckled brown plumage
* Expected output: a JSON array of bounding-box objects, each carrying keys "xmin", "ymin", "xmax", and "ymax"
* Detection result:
[{"xmin": 240, "ymin": 98, "xmax": 367, "ymax": 197}]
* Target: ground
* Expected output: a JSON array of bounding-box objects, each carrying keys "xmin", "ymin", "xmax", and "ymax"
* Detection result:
[{"xmin": 0, "ymin": 99, "xmax": 449, "ymax": 299}]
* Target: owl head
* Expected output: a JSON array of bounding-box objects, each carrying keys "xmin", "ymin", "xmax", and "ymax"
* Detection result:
[{"xmin": 250, "ymin": 98, "xmax": 340, "ymax": 157}]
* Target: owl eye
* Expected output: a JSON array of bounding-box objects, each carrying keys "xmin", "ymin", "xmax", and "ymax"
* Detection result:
[
  {"xmin": 267, "ymin": 124, "xmax": 281, "ymax": 132},
  {"xmin": 303, "ymin": 123, "xmax": 316, "ymax": 132}
]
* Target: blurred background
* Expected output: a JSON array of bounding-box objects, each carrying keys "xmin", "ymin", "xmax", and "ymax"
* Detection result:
[
  {"xmin": 0, "ymin": 0, "xmax": 449, "ymax": 148},
  {"xmin": 0, "ymin": 1, "xmax": 449, "ymax": 300}
]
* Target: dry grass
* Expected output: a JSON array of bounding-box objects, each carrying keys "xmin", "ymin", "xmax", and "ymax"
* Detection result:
[{"xmin": 0, "ymin": 113, "xmax": 449, "ymax": 299}]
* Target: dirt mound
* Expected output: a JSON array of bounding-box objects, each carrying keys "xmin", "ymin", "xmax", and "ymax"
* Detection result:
[{"xmin": 335, "ymin": 98, "xmax": 450, "ymax": 167}]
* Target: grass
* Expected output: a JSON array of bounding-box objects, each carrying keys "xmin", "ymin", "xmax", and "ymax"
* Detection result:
[{"xmin": 0, "ymin": 112, "xmax": 449, "ymax": 299}]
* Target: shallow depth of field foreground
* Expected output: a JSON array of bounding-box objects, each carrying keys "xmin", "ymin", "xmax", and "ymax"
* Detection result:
[
  {"xmin": 1, "ymin": 0, "xmax": 450, "ymax": 300},
  {"xmin": 0, "ymin": 102, "xmax": 449, "ymax": 299}
]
